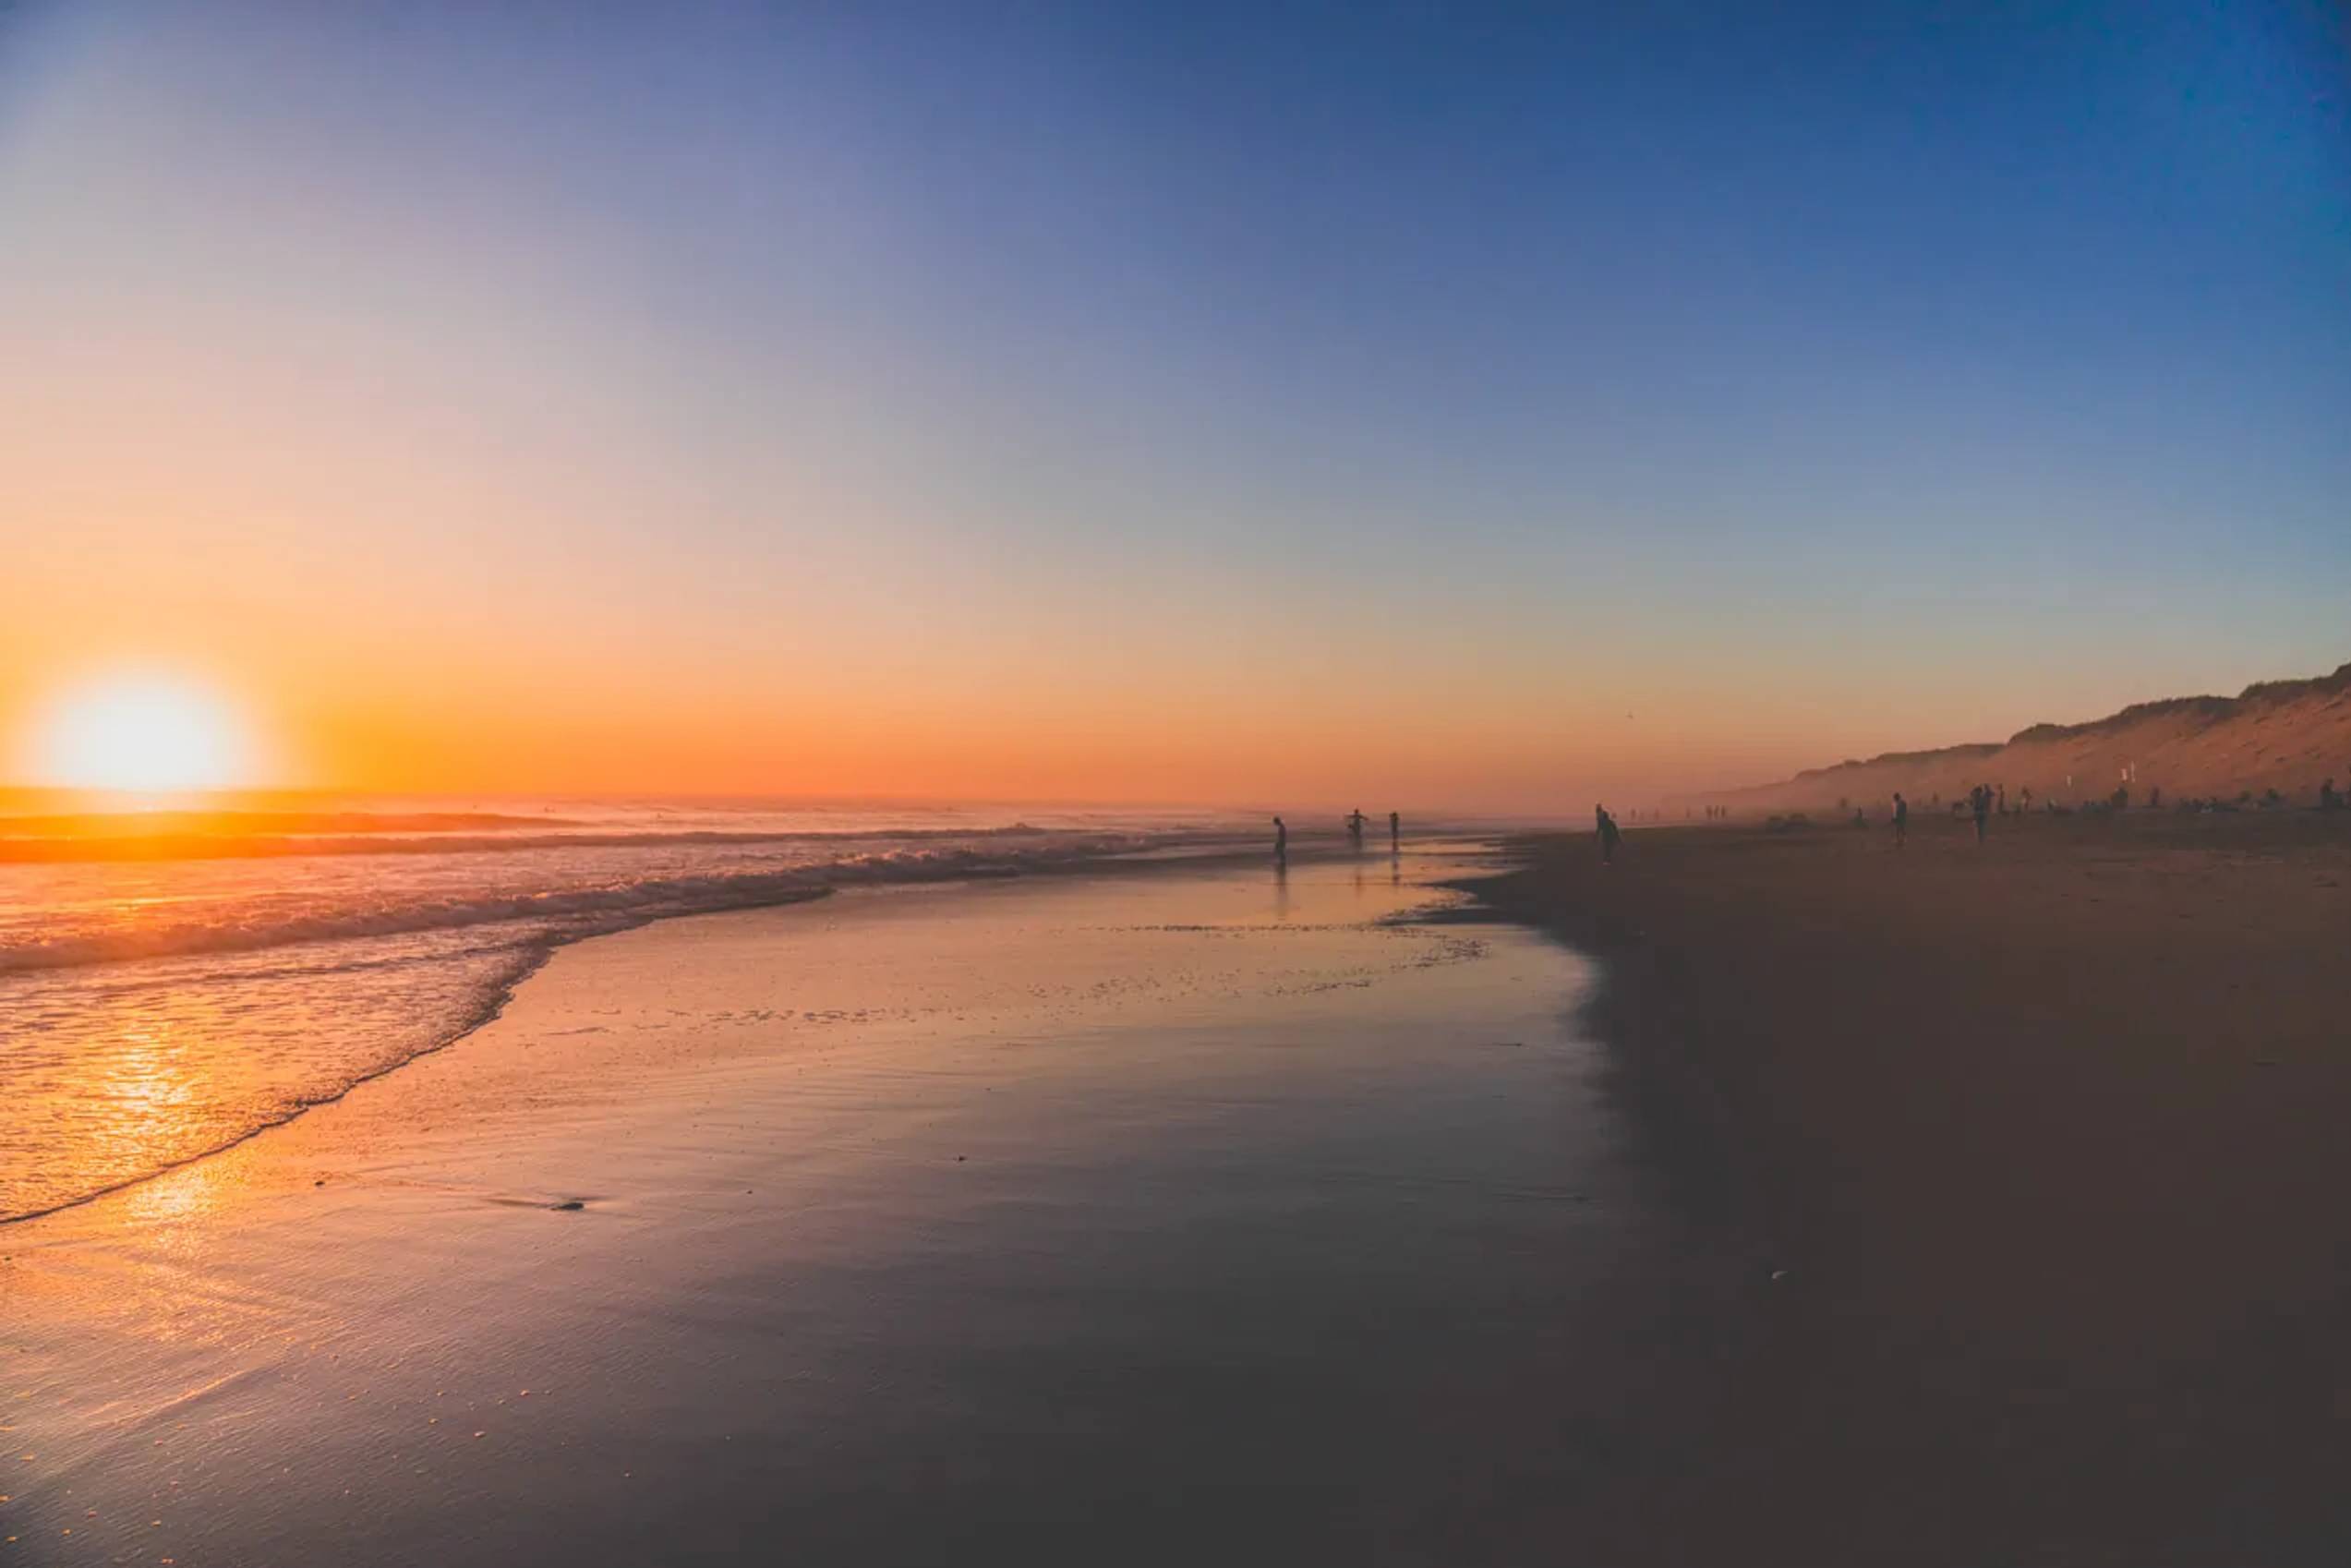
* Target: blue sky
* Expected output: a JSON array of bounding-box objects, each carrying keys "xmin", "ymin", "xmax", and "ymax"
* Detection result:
[{"xmin": 1, "ymin": 0, "xmax": 2345, "ymax": 802}]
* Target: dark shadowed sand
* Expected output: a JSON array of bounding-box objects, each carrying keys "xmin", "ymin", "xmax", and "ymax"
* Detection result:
[
  {"xmin": 6, "ymin": 850, "xmax": 1728, "ymax": 1566},
  {"xmin": 1472, "ymin": 808, "xmax": 2351, "ymax": 1565}
]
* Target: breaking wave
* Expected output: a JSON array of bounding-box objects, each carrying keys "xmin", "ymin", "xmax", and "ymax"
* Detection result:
[
  {"xmin": 0, "ymin": 809, "xmax": 1249, "ymax": 1222},
  {"xmin": 0, "ymin": 832, "xmax": 1187, "ymax": 973},
  {"xmin": 0, "ymin": 819, "xmax": 1090, "ymax": 863}
]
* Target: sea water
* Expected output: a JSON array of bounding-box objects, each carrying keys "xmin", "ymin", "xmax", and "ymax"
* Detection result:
[{"xmin": 0, "ymin": 795, "xmax": 1246, "ymax": 1220}]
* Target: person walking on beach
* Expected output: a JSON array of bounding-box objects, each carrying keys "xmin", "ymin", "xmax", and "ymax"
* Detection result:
[
  {"xmin": 1345, "ymin": 809, "xmax": 1368, "ymax": 849},
  {"xmin": 1892, "ymin": 791, "xmax": 1909, "ymax": 849},
  {"xmin": 1388, "ymin": 811, "xmax": 1400, "ymax": 852},
  {"xmin": 1596, "ymin": 804, "xmax": 1621, "ymax": 864},
  {"xmin": 1272, "ymin": 815, "xmax": 1287, "ymax": 864},
  {"xmin": 1971, "ymin": 783, "xmax": 1990, "ymax": 845}
]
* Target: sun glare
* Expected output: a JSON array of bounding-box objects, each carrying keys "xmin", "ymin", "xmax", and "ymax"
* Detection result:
[{"xmin": 30, "ymin": 676, "xmax": 255, "ymax": 793}]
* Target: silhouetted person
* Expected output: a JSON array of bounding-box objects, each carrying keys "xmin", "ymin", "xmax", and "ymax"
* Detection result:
[
  {"xmin": 1388, "ymin": 811, "xmax": 1400, "ymax": 851},
  {"xmin": 1272, "ymin": 815, "xmax": 1287, "ymax": 863},
  {"xmin": 1596, "ymin": 803, "xmax": 1621, "ymax": 864},
  {"xmin": 1892, "ymin": 791, "xmax": 1909, "ymax": 849},
  {"xmin": 1971, "ymin": 783, "xmax": 1990, "ymax": 844},
  {"xmin": 1345, "ymin": 809, "xmax": 1368, "ymax": 849}
]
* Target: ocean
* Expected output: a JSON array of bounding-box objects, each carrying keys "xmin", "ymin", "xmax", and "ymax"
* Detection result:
[{"xmin": 0, "ymin": 795, "xmax": 1249, "ymax": 1222}]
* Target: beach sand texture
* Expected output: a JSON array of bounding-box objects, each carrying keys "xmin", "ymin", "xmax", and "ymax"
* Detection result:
[
  {"xmin": 1474, "ymin": 807, "xmax": 2351, "ymax": 1563},
  {"xmin": 7, "ymin": 851, "xmax": 1711, "ymax": 1566},
  {"xmin": 12, "ymin": 811, "xmax": 2349, "ymax": 1564}
]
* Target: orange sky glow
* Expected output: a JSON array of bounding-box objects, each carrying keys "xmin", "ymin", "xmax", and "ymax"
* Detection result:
[{"xmin": 3, "ymin": 4, "xmax": 2342, "ymax": 814}]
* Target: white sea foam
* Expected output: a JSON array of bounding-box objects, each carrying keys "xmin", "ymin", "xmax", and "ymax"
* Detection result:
[
  {"xmin": 0, "ymin": 838, "xmax": 1174, "ymax": 972},
  {"xmin": 0, "ymin": 801, "xmax": 1250, "ymax": 1221}
]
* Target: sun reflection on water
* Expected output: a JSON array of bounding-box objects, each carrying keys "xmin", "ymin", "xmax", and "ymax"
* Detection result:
[
  {"xmin": 121, "ymin": 1150, "xmax": 230, "ymax": 1229},
  {"xmin": 0, "ymin": 924, "xmax": 529, "ymax": 1221}
]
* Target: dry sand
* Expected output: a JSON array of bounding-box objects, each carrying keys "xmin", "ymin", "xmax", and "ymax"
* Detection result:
[
  {"xmin": 1470, "ymin": 807, "xmax": 2351, "ymax": 1564},
  {"xmin": 5, "ymin": 850, "xmax": 1716, "ymax": 1566}
]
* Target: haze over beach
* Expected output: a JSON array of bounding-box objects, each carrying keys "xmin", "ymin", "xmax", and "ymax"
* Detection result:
[
  {"xmin": 3, "ymin": 2, "xmax": 2348, "ymax": 1564},
  {"xmin": 1718, "ymin": 658, "xmax": 2351, "ymax": 814}
]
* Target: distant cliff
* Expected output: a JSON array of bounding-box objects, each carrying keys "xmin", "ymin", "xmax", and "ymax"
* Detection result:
[{"xmin": 1721, "ymin": 663, "xmax": 2351, "ymax": 811}]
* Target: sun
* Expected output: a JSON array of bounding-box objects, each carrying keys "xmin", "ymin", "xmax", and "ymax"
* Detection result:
[{"xmin": 29, "ymin": 675, "xmax": 256, "ymax": 793}]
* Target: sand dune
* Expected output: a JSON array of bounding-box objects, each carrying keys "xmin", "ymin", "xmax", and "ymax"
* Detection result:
[{"xmin": 1724, "ymin": 660, "xmax": 2351, "ymax": 812}]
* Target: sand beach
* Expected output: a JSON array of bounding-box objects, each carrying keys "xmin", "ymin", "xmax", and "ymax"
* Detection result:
[
  {"xmin": 1473, "ymin": 806, "xmax": 2351, "ymax": 1563},
  {"xmin": 10, "ymin": 809, "xmax": 2350, "ymax": 1564},
  {"xmin": 7, "ymin": 848, "xmax": 1722, "ymax": 1566}
]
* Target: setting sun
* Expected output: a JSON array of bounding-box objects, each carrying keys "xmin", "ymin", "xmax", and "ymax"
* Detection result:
[{"xmin": 28, "ymin": 675, "xmax": 255, "ymax": 793}]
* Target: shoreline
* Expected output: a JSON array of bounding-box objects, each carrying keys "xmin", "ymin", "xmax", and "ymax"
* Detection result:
[
  {"xmin": 1463, "ymin": 810, "xmax": 2351, "ymax": 1562},
  {"xmin": 5, "ymin": 839, "xmax": 1431, "ymax": 1226},
  {"xmin": 9, "ymin": 848, "xmax": 1686, "ymax": 1566},
  {"xmin": 25, "ymin": 812, "xmax": 2342, "ymax": 1561},
  {"xmin": 0, "ymin": 942, "xmax": 561, "ymax": 1232}
]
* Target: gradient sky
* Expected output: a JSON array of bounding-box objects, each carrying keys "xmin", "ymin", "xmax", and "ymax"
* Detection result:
[{"xmin": 2, "ymin": 0, "xmax": 2345, "ymax": 809}]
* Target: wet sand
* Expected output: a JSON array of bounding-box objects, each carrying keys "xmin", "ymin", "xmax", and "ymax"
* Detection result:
[
  {"xmin": 5, "ymin": 850, "xmax": 1714, "ymax": 1566},
  {"xmin": 1472, "ymin": 809, "xmax": 2351, "ymax": 1564}
]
